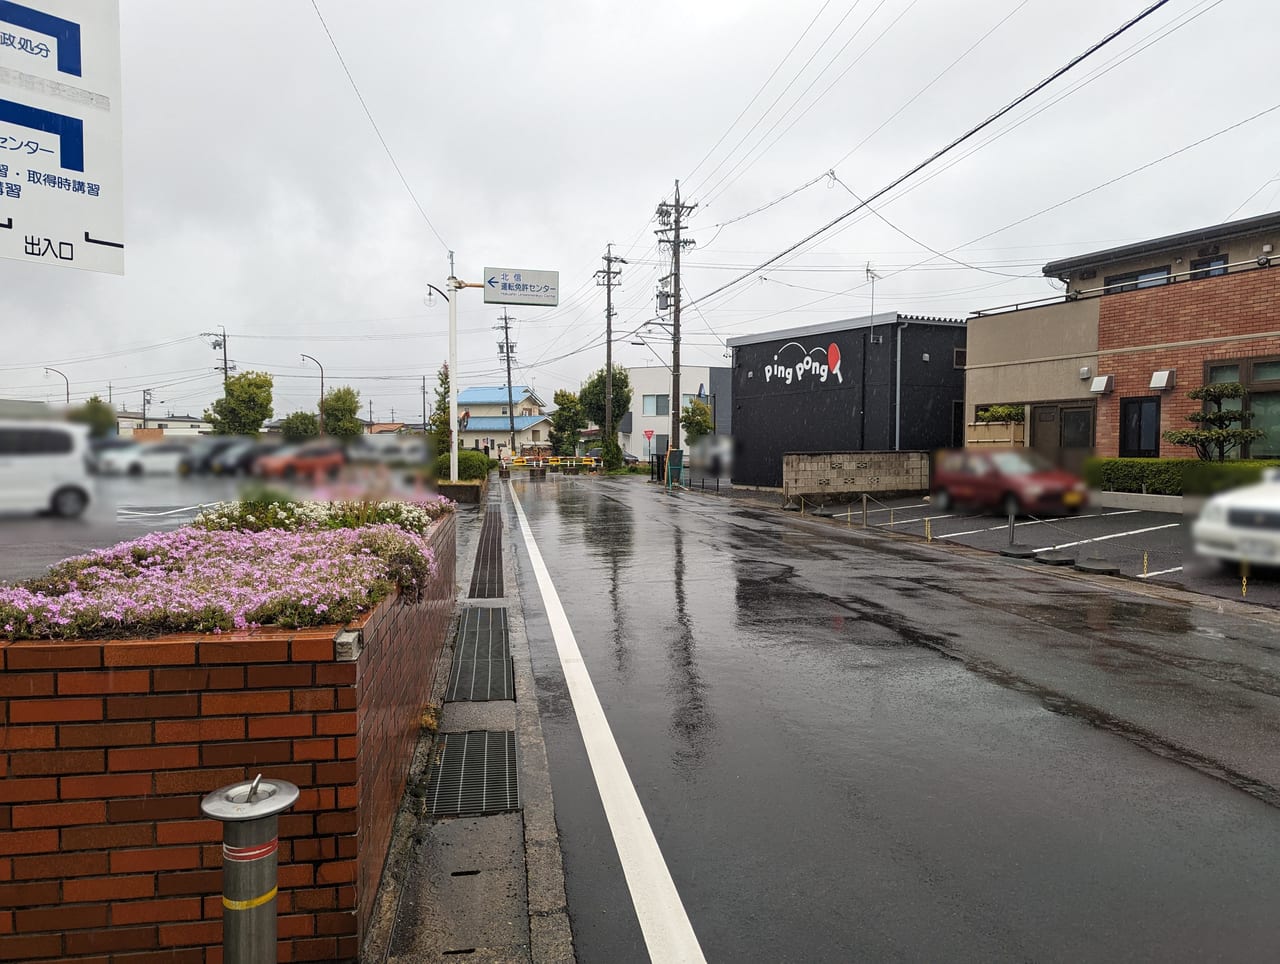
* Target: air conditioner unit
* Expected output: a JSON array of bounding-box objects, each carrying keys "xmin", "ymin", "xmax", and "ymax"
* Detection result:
[
  {"xmin": 1079, "ymin": 366, "xmax": 1092, "ymax": 381},
  {"xmin": 1089, "ymin": 375, "xmax": 1114, "ymax": 394},
  {"xmin": 1150, "ymin": 369, "xmax": 1176, "ymax": 391}
]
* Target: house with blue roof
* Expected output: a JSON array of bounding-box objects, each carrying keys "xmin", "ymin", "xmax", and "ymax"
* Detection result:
[{"xmin": 456, "ymin": 385, "xmax": 550, "ymax": 456}]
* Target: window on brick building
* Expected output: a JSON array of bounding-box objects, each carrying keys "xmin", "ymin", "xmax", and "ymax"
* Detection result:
[
  {"xmin": 1201, "ymin": 357, "xmax": 1280, "ymax": 458},
  {"xmin": 1190, "ymin": 255, "xmax": 1228, "ymax": 279},
  {"xmin": 1104, "ymin": 266, "xmax": 1170, "ymax": 293},
  {"xmin": 1119, "ymin": 396, "xmax": 1160, "ymax": 458}
]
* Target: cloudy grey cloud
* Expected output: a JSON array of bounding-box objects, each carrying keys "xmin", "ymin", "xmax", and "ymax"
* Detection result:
[{"xmin": 1, "ymin": 0, "xmax": 1274, "ymax": 420}]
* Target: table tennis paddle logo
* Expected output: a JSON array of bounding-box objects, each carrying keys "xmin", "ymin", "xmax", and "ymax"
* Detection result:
[{"xmin": 764, "ymin": 341, "xmax": 843, "ymax": 385}]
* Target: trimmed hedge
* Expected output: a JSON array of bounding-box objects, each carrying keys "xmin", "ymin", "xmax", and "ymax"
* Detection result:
[
  {"xmin": 1085, "ymin": 457, "xmax": 1280, "ymax": 496},
  {"xmin": 432, "ymin": 449, "xmax": 493, "ymax": 481}
]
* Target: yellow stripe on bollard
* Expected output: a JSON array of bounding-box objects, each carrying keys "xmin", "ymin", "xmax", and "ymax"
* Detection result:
[
  {"xmin": 1143, "ymin": 551, "xmax": 1148, "ymax": 578},
  {"xmin": 925, "ymin": 517, "xmax": 932, "ymax": 543},
  {"xmin": 222, "ymin": 886, "xmax": 277, "ymax": 912}
]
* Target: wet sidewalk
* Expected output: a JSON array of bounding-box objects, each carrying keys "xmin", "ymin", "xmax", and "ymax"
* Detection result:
[{"xmin": 364, "ymin": 485, "xmax": 574, "ymax": 962}]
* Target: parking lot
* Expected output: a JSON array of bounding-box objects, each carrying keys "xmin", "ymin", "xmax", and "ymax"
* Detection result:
[{"xmin": 788, "ymin": 494, "xmax": 1280, "ymax": 610}]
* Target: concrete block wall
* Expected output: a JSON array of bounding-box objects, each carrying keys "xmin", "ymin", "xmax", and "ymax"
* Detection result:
[
  {"xmin": 783, "ymin": 451, "xmax": 930, "ymax": 499},
  {"xmin": 0, "ymin": 516, "xmax": 456, "ymax": 963}
]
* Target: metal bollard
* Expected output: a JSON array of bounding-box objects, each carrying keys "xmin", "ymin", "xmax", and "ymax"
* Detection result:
[
  {"xmin": 201, "ymin": 775, "xmax": 299, "ymax": 964},
  {"xmin": 861, "ymin": 493, "xmax": 868, "ymax": 528},
  {"xmin": 1007, "ymin": 509, "xmax": 1016, "ymax": 544}
]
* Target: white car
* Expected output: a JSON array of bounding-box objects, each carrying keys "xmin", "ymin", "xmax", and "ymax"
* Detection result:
[
  {"xmin": 1192, "ymin": 468, "xmax": 1280, "ymax": 566},
  {"xmin": 97, "ymin": 441, "xmax": 191, "ymax": 476},
  {"xmin": 0, "ymin": 419, "xmax": 94, "ymax": 517}
]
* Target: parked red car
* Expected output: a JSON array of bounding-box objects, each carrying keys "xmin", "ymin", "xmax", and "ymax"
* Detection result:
[
  {"xmin": 931, "ymin": 448, "xmax": 1087, "ymax": 516},
  {"xmin": 253, "ymin": 441, "xmax": 346, "ymax": 480}
]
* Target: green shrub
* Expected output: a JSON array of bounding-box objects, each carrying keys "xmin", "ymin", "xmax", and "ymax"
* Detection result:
[
  {"xmin": 1182, "ymin": 459, "xmax": 1280, "ymax": 495},
  {"xmin": 976, "ymin": 404, "xmax": 1025, "ymax": 424},
  {"xmin": 1084, "ymin": 457, "xmax": 1280, "ymax": 496},
  {"xmin": 432, "ymin": 449, "xmax": 491, "ymax": 481},
  {"xmin": 1084, "ymin": 458, "xmax": 1187, "ymax": 495}
]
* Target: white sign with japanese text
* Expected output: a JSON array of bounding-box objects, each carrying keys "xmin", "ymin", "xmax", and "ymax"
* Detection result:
[
  {"xmin": 0, "ymin": 0, "xmax": 123, "ymax": 274},
  {"xmin": 483, "ymin": 267, "xmax": 559, "ymax": 307}
]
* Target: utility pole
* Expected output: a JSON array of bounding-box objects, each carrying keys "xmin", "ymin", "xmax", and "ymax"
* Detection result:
[
  {"xmin": 595, "ymin": 245, "xmax": 626, "ymax": 459},
  {"xmin": 141, "ymin": 389, "xmax": 152, "ymax": 430},
  {"xmin": 201, "ymin": 326, "xmax": 229, "ymax": 389},
  {"xmin": 368, "ymin": 399, "xmax": 373, "ymax": 431},
  {"xmin": 497, "ymin": 311, "xmax": 517, "ymax": 454},
  {"xmin": 421, "ymin": 375, "xmax": 427, "ymax": 435},
  {"xmin": 657, "ymin": 181, "xmax": 696, "ymax": 453}
]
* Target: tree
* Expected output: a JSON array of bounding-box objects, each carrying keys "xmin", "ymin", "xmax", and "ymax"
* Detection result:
[
  {"xmin": 1163, "ymin": 381, "xmax": 1265, "ymax": 462},
  {"xmin": 578, "ymin": 365, "xmax": 632, "ymax": 431},
  {"xmin": 280, "ymin": 411, "xmax": 319, "ymax": 443},
  {"xmin": 320, "ymin": 386, "xmax": 364, "ymax": 442},
  {"xmin": 426, "ymin": 363, "xmax": 451, "ymax": 459},
  {"xmin": 68, "ymin": 395, "xmax": 116, "ymax": 438},
  {"xmin": 204, "ymin": 371, "xmax": 273, "ymax": 436},
  {"xmin": 548, "ymin": 389, "xmax": 587, "ymax": 456},
  {"xmin": 681, "ymin": 398, "xmax": 714, "ymax": 447}
]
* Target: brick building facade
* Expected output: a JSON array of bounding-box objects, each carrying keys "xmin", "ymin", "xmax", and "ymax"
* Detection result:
[{"xmin": 967, "ymin": 210, "xmax": 1280, "ymax": 465}]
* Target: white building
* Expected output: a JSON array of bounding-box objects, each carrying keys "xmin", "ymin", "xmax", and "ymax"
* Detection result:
[
  {"xmin": 116, "ymin": 412, "xmax": 213, "ymax": 437},
  {"xmin": 456, "ymin": 386, "xmax": 551, "ymax": 456},
  {"xmin": 618, "ymin": 365, "xmax": 730, "ymax": 458}
]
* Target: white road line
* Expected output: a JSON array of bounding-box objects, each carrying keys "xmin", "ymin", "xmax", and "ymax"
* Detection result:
[
  {"xmin": 1137, "ymin": 566, "xmax": 1184, "ymax": 579},
  {"xmin": 1033, "ymin": 523, "xmax": 1180, "ymax": 553},
  {"xmin": 508, "ymin": 484, "xmax": 706, "ymax": 964},
  {"xmin": 939, "ymin": 510, "xmax": 1140, "ymax": 539},
  {"xmin": 116, "ymin": 503, "xmax": 211, "ymax": 517}
]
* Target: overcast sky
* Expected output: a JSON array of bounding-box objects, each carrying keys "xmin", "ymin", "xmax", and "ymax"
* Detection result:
[{"xmin": 0, "ymin": 0, "xmax": 1275, "ymax": 421}]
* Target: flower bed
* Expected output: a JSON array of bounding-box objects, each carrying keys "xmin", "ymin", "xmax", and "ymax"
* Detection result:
[
  {"xmin": 0, "ymin": 496, "xmax": 457, "ymax": 962},
  {"xmin": 1, "ymin": 492, "xmax": 455, "ymax": 642}
]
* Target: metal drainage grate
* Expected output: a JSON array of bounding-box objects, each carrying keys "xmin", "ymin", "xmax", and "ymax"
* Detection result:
[
  {"xmin": 446, "ymin": 609, "xmax": 513, "ymax": 702},
  {"xmin": 425, "ymin": 730, "xmax": 520, "ymax": 817},
  {"xmin": 468, "ymin": 508, "xmax": 504, "ymax": 599}
]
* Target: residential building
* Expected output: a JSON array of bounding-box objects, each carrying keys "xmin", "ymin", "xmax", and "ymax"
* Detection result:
[
  {"xmin": 729, "ymin": 314, "xmax": 967, "ymax": 487},
  {"xmin": 456, "ymin": 385, "xmax": 550, "ymax": 455},
  {"xmin": 618, "ymin": 364, "xmax": 731, "ymax": 458},
  {"xmin": 116, "ymin": 412, "xmax": 213, "ymax": 437},
  {"xmin": 966, "ymin": 210, "xmax": 1280, "ymax": 469}
]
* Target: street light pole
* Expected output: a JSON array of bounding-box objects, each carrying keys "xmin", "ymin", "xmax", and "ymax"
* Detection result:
[
  {"xmin": 300, "ymin": 354, "xmax": 325, "ymax": 436},
  {"xmin": 44, "ymin": 367, "xmax": 69, "ymax": 405}
]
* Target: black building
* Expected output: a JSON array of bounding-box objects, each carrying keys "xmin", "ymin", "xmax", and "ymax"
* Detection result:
[{"xmin": 728, "ymin": 314, "xmax": 967, "ymax": 487}]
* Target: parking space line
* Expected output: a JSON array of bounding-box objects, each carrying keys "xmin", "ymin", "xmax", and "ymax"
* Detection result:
[
  {"xmin": 939, "ymin": 510, "xmax": 1140, "ymax": 539},
  {"xmin": 1034, "ymin": 523, "xmax": 1180, "ymax": 553},
  {"xmin": 875, "ymin": 514, "xmax": 957, "ymax": 528},
  {"xmin": 1137, "ymin": 566, "xmax": 1184, "ymax": 579},
  {"xmin": 508, "ymin": 484, "xmax": 707, "ymax": 964}
]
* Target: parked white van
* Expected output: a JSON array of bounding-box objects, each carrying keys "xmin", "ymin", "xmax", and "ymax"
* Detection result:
[{"xmin": 0, "ymin": 420, "xmax": 94, "ymax": 518}]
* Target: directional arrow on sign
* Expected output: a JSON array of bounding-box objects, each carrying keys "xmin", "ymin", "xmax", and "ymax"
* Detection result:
[{"xmin": 487, "ymin": 276, "xmax": 498, "ymax": 288}]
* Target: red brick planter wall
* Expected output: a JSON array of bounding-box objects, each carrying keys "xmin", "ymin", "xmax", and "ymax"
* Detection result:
[{"xmin": 0, "ymin": 514, "xmax": 455, "ymax": 963}]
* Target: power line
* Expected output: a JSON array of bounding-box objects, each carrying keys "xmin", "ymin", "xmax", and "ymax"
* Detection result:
[
  {"xmin": 688, "ymin": 1, "xmax": 869, "ymax": 197},
  {"xmin": 701, "ymin": 0, "xmax": 917, "ymax": 206},
  {"xmin": 828, "ymin": 0, "xmax": 1033, "ymax": 172},
  {"xmin": 707, "ymin": 99, "xmax": 1280, "ymax": 336},
  {"xmin": 683, "ymin": 0, "xmax": 835, "ymax": 186},
  {"xmin": 309, "ymin": 0, "xmax": 450, "ymax": 252},
  {"xmin": 1225, "ymin": 165, "xmax": 1280, "ymax": 221},
  {"xmin": 688, "ymin": 0, "xmax": 1176, "ymax": 310}
]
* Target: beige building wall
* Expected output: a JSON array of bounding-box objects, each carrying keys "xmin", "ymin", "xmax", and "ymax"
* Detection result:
[
  {"xmin": 965, "ymin": 298, "xmax": 1099, "ymax": 418},
  {"xmin": 1053, "ymin": 227, "xmax": 1280, "ymax": 293}
]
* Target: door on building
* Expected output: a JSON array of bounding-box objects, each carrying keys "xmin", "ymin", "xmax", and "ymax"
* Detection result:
[
  {"xmin": 1059, "ymin": 406, "xmax": 1094, "ymax": 475},
  {"xmin": 951, "ymin": 400, "xmax": 965, "ymax": 448},
  {"xmin": 1031, "ymin": 403, "xmax": 1095, "ymax": 473},
  {"xmin": 1030, "ymin": 406, "xmax": 1060, "ymax": 463}
]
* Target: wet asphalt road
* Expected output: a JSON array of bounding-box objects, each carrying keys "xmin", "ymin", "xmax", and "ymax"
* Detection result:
[
  {"xmin": 0, "ymin": 476, "xmax": 243, "ymax": 582},
  {"xmin": 506, "ymin": 475, "xmax": 1280, "ymax": 963}
]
